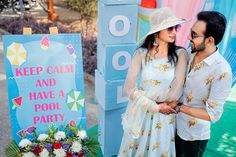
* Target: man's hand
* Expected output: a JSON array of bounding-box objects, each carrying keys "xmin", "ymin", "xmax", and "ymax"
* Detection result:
[{"xmin": 179, "ymin": 104, "xmax": 211, "ymax": 121}]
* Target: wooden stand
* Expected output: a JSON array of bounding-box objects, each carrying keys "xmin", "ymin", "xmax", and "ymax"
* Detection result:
[
  {"xmin": 23, "ymin": 27, "xmax": 32, "ymax": 34},
  {"xmin": 49, "ymin": 27, "xmax": 58, "ymax": 34},
  {"xmin": 23, "ymin": 27, "xmax": 58, "ymax": 34}
]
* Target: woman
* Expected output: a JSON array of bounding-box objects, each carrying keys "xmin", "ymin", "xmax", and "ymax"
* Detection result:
[{"xmin": 118, "ymin": 7, "xmax": 187, "ymax": 157}]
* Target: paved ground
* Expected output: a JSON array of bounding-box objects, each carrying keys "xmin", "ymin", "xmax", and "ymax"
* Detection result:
[
  {"xmin": 0, "ymin": 4, "xmax": 98, "ymax": 156},
  {"xmin": 0, "ymin": 3, "xmax": 81, "ymax": 22}
]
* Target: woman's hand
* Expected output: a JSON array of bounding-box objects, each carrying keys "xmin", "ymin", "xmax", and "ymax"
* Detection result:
[
  {"xmin": 167, "ymin": 101, "xmax": 179, "ymax": 108},
  {"xmin": 150, "ymin": 102, "xmax": 177, "ymax": 114},
  {"xmin": 150, "ymin": 103, "xmax": 161, "ymax": 113},
  {"xmin": 159, "ymin": 102, "xmax": 177, "ymax": 114}
]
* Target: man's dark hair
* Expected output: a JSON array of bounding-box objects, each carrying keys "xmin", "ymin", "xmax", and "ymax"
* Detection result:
[{"xmin": 197, "ymin": 11, "xmax": 227, "ymax": 45}]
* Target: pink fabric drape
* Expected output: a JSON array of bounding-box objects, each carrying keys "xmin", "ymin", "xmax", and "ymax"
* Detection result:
[{"xmin": 160, "ymin": 0, "xmax": 206, "ymax": 47}]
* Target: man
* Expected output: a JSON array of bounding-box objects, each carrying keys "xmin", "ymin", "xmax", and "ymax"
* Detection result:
[{"xmin": 175, "ymin": 11, "xmax": 232, "ymax": 157}]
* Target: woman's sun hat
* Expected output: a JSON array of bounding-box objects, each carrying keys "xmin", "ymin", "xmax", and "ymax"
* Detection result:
[{"xmin": 140, "ymin": 7, "xmax": 187, "ymax": 42}]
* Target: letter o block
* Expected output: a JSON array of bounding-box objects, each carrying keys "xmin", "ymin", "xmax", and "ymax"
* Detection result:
[
  {"xmin": 97, "ymin": 43, "xmax": 137, "ymax": 80},
  {"xmin": 109, "ymin": 15, "xmax": 130, "ymax": 37},
  {"xmin": 98, "ymin": 1, "xmax": 138, "ymax": 44},
  {"xmin": 112, "ymin": 50, "xmax": 131, "ymax": 70},
  {"xmin": 100, "ymin": 0, "xmax": 137, "ymax": 5}
]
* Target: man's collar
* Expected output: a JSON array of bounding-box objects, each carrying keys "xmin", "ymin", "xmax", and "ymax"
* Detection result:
[
  {"xmin": 189, "ymin": 48, "xmax": 220, "ymax": 66},
  {"xmin": 202, "ymin": 48, "xmax": 220, "ymax": 66}
]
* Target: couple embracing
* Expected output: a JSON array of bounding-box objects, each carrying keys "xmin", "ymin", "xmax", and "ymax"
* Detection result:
[{"xmin": 118, "ymin": 7, "xmax": 232, "ymax": 157}]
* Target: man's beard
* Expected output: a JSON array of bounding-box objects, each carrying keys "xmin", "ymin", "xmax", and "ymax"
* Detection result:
[{"xmin": 191, "ymin": 40, "xmax": 206, "ymax": 53}]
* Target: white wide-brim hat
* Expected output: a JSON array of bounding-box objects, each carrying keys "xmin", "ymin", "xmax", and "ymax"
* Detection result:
[{"xmin": 140, "ymin": 7, "xmax": 187, "ymax": 43}]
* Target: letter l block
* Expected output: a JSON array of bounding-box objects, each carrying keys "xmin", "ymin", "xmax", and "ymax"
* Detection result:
[
  {"xmin": 95, "ymin": 70, "xmax": 128, "ymax": 111},
  {"xmin": 98, "ymin": 105, "xmax": 126, "ymax": 157}
]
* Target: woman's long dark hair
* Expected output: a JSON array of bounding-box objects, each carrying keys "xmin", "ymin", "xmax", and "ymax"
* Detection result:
[{"xmin": 140, "ymin": 33, "xmax": 180, "ymax": 65}]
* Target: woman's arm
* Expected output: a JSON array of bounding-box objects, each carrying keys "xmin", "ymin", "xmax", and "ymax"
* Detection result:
[{"xmin": 164, "ymin": 48, "xmax": 188, "ymax": 101}]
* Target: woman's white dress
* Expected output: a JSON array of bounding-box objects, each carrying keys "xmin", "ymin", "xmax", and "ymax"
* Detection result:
[{"xmin": 118, "ymin": 48, "xmax": 187, "ymax": 157}]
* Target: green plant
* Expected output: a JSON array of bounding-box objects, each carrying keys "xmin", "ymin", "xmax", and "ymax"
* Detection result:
[
  {"xmin": 0, "ymin": 14, "xmax": 97, "ymax": 76},
  {"xmin": 63, "ymin": 0, "xmax": 97, "ymax": 22},
  {"xmin": 5, "ymin": 124, "xmax": 100, "ymax": 157}
]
